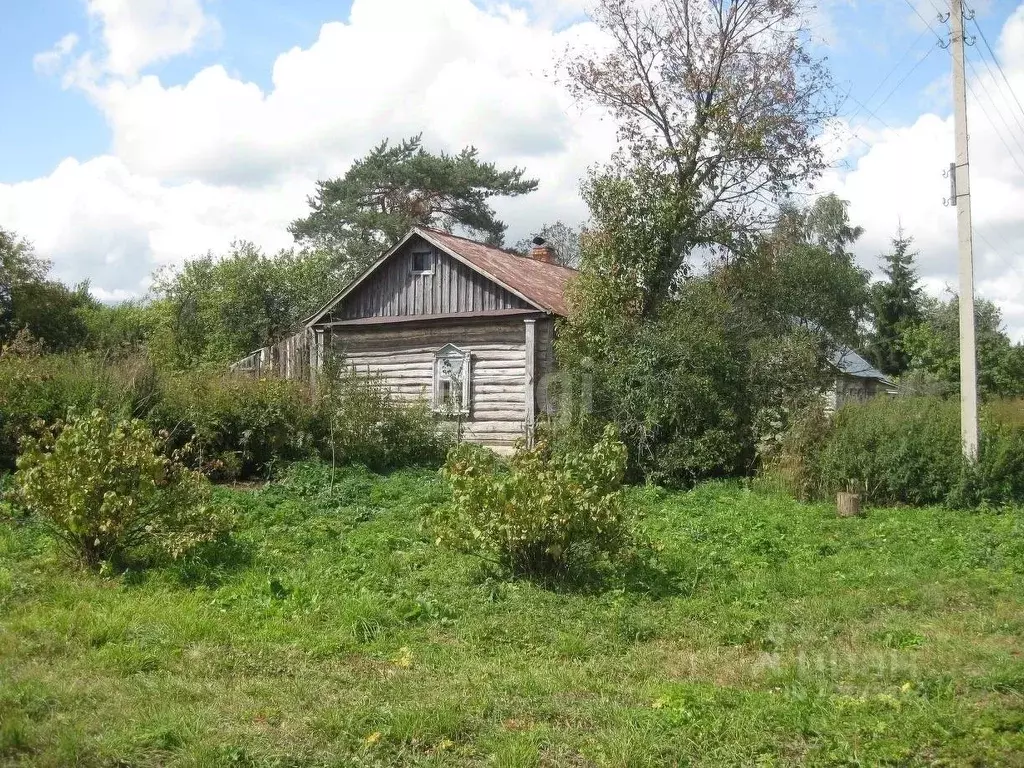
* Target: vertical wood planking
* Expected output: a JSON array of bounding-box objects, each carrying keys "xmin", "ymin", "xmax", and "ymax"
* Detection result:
[
  {"xmin": 335, "ymin": 236, "xmax": 533, "ymax": 320},
  {"xmin": 524, "ymin": 319, "xmax": 536, "ymax": 447}
]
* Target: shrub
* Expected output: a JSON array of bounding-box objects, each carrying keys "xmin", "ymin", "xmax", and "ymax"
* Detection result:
[
  {"xmin": 757, "ymin": 405, "xmax": 832, "ymax": 500},
  {"xmin": 770, "ymin": 396, "xmax": 1024, "ymax": 508},
  {"xmin": 815, "ymin": 396, "xmax": 962, "ymax": 506},
  {"xmin": 12, "ymin": 410, "xmax": 228, "ymax": 568},
  {"xmin": 951, "ymin": 420, "xmax": 1024, "ymax": 508},
  {"xmin": 315, "ymin": 367, "xmax": 449, "ymax": 472},
  {"xmin": 434, "ymin": 424, "xmax": 630, "ymax": 578},
  {"xmin": 147, "ymin": 372, "xmax": 316, "ymax": 480},
  {"xmin": 0, "ymin": 353, "xmax": 159, "ymax": 471}
]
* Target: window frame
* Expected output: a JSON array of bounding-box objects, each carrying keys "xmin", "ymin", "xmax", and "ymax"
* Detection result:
[
  {"xmin": 432, "ymin": 344, "xmax": 471, "ymax": 416},
  {"xmin": 410, "ymin": 248, "xmax": 434, "ymax": 275}
]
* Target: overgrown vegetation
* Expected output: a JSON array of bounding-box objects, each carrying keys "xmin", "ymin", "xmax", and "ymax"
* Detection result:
[
  {"xmin": 0, "ymin": 351, "xmax": 158, "ymax": 471},
  {"xmin": 318, "ymin": 363, "xmax": 450, "ymax": 473},
  {"xmin": 436, "ymin": 425, "xmax": 629, "ymax": 578},
  {"xmin": 0, "ymin": 352, "xmax": 449, "ymax": 480},
  {"xmin": 765, "ymin": 396, "xmax": 1024, "ymax": 508},
  {"xmin": 11, "ymin": 410, "xmax": 227, "ymax": 568},
  {"xmin": 2, "ymin": 467, "xmax": 1024, "ymax": 765}
]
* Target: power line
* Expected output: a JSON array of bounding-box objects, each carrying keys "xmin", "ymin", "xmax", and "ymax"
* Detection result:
[
  {"xmin": 973, "ymin": 227, "xmax": 1024, "ymax": 284},
  {"xmin": 964, "ymin": 59, "xmax": 1024, "ymax": 177},
  {"xmin": 970, "ymin": 46, "xmax": 1024, "ymax": 141},
  {"xmin": 844, "ymin": 27, "xmax": 932, "ymax": 127},
  {"xmin": 966, "ymin": 57, "xmax": 1024, "ymax": 160},
  {"xmin": 902, "ymin": 0, "xmax": 947, "ymax": 44},
  {"xmin": 969, "ymin": 14, "xmax": 1024, "ymax": 130},
  {"xmin": 835, "ymin": 42, "xmax": 939, "ymax": 156},
  {"xmin": 867, "ymin": 44, "xmax": 940, "ymax": 122}
]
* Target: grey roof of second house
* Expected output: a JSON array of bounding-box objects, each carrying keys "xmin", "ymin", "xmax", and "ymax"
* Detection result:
[{"xmin": 830, "ymin": 346, "xmax": 894, "ymax": 385}]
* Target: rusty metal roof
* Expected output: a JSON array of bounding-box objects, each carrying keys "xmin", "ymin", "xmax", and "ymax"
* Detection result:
[
  {"xmin": 416, "ymin": 227, "xmax": 577, "ymax": 316},
  {"xmin": 304, "ymin": 227, "xmax": 579, "ymax": 327},
  {"xmin": 321, "ymin": 308, "xmax": 543, "ymax": 326}
]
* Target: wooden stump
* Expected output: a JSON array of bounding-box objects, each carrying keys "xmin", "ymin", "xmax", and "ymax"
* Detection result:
[{"xmin": 837, "ymin": 492, "xmax": 862, "ymax": 518}]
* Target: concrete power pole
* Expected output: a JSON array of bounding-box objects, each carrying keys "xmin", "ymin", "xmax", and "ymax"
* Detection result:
[{"xmin": 950, "ymin": 0, "xmax": 979, "ymax": 461}]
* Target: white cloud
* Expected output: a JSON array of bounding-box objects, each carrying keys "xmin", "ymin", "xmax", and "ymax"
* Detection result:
[
  {"xmin": 34, "ymin": 0, "xmax": 218, "ymax": 86},
  {"xmin": 86, "ymin": 0, "xmax": 219, "ymax": 78},
  {"xmin": 0, "ymin": 156, "xmax": 308, "ymax": 294},
  {"xmin": 7, "ymin": 0, "xmax": 615, "ymax": 301},
  {"xmin": 33, "ymin": 33, "xmax": 80, "ymax": 75},
  {"xmin": 9, "ymin": 0, "xmax": 1024, "ymax": 343},
  {"xmin": 89, "ymin": 0, "xmax": 608, "ymax": 186}
]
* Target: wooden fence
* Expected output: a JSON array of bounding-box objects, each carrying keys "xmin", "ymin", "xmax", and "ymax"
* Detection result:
[{"xmin": 229, "ymin": 329, "xmax": 315, "ymax": 382}]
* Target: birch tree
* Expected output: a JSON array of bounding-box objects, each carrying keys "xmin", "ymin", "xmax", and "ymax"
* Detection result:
[{"xmin": 567, "ymin": 0, "xmax": 833, "ymax": 311}]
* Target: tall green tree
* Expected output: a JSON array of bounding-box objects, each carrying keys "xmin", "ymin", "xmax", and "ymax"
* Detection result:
[
  {"xmin": 1, "ymin": 227, "xmax": 48, "ymax": 341},
  {"xmin": 902, "ymin": 295, "xmax": 1024, "ymax": 398},
  {"xmin": 0, "ymin": 227, "xmax": 92, "ymax": 351},
  {"xmin": 150, "ymin": 243, "xmax": 339, "ymax": 368},
  {"xmin": 289, "ymin": 135, "xmax": 538, "ymax": 277},
  {"xmin": 729, "ymin": 194, "xmax": 871, "ymax": 346},
  {"xmin": 869, "ymin": 229, "xmax": 923, "ymax": 376},
  {"xmin": 557, "ymin": 189, "xmax": 849, "ymax": 486},
  {"xmin": 566, "ymin": 0, "xmax": 833, "ymax": 314}
]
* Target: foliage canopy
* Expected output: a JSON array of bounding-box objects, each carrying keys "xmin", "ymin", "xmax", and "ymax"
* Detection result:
[{"xmin": 289, "ymin": 134, "xmax": 538, "ymax": 277}]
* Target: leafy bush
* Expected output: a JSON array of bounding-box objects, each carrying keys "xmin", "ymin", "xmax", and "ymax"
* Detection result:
[
  {"xmin": 0, "ymin": 353, "xmax": 159, "ymax": 471},
  {"xmin": 770, "ymin": 396, "xmax": 1024, "ymax": 508},
  {"xmin": 815, "ymin": 396, "xmax": 962, "ymax": 506},
  {"xmin": 315, "ymin": 366, "xmax": 449, "ymax": 472},
  {"xmin": 989, "ymin": 398, "xmax": 1024, "ymax": 428},
  {"xmin": 951, "ymin": 421, "xmax": 1024, "ymax": 508},
  {"xmin": 148, "ymin": 372, "xmax": 316, "ymax": 480},
  {"xmin": 757, "ymin": 405, "xmax": 832, "ymax": 500},
  {"xmin": 434, "ymin": 425, "xmax": 630, "ymax": 577},
  {"xmin": 12, "ymin": 410, "xmax": 229, "ymax": 568},
  {"xmin": 1, "ymin": 351, "xmax": 451, "ymax": 483},
  {"xmin": 555, "ymin": 275, "xmax": 833, "ymax": 488}
]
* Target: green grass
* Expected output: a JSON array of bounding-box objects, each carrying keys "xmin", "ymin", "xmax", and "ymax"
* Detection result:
[{"xmin": 2, "ymin": 463, "xmax": 1024, "ymax": 766}]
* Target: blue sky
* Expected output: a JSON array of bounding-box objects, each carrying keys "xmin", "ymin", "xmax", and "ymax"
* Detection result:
[
  {"xmin": 0, "ymin": 0, "xmax": 350, "ymax": 182},
  {"xmin": 2, "ymin": 0, "xmax": 1005, "ymax": 183},
  {"xmin": 1, "ymin": 0, "xmax": 1022, "ymax": 338}
]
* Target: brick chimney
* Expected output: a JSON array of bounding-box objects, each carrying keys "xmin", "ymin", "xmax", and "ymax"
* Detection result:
[{"xmin": 529, "ymin": 236, "xmax": 556, "ymax": 264}]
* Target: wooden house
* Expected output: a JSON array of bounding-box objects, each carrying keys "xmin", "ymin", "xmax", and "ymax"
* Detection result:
[{"xmin": 304, "ymin": 227, "xmax": 578, "ymax": 453}]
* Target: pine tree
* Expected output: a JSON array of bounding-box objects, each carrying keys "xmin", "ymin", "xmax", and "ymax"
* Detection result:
[
  {"xmin": 289, "ymin": 135, "xmax": 537, "ymax": 278},
  {"xmin": 871, "ymin": 229, "xmax": 923, "ymax": 376}
]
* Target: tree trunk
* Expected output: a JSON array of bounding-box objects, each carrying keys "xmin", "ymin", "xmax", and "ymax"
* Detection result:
[{"xmin": 836, "ymin": 492, "xmax": 862, "ymax": 518}]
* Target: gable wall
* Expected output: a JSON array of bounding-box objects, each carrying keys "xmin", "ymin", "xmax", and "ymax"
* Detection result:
[{"xmin": 326, "ymin": 237, "xmax": 531, "ymax": 322}]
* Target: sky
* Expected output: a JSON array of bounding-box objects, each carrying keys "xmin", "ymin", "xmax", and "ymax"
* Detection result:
[{"xmin": 1, "ymin": 0, "xmax": 1023, "ymax": 341}]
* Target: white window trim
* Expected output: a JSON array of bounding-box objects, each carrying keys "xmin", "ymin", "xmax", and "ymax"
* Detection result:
[
  {"xmin": 432, "ymin": 344, "xmax": 471, "ymax": 416},
  {"xmin": 410, "ymin": 249, "xmax": 434, "ymax": 275}
]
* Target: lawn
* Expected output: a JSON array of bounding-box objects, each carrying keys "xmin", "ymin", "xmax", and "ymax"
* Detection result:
[{"xmin": 2, "ymin": 463, "xmax": 1023, "ymax": 767}]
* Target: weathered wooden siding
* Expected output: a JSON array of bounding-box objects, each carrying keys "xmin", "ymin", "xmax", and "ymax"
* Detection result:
[
  {"xmin": 330, "ymin": 317, "xmax": 530, "ymax": 451},
  {"xmin": 229, "ymin": 329, "xmax": 311, "ymax": 381},
  {"xmin": 326, "ymin": 237, "xmax": 531, "ymax": 322},
  {"xmin": 535, "ymin": 318, "xmax": 557, "ymax": 415},
  {"xmin": 825, "ymin": 374, "xmax": 891, "ymax": 413}
]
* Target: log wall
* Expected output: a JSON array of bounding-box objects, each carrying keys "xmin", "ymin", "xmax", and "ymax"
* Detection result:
[{"xmin": 329, "ymin": 316, "xmax": 534, "ymax": 452}]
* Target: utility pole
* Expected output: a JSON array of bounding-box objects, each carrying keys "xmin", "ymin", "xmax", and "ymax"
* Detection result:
[{"xmin": 950, "ymin": 0, "xmax": 979, "ymax": 461}]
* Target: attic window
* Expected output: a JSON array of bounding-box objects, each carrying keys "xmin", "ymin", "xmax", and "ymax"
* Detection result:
[
  {"xmin": 411, "ymin": 249, "xmax": 433, "ymax": 275},
  {"xmin": 433, "ymin": 343, "xmax": 471, "ymax": 416}
]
